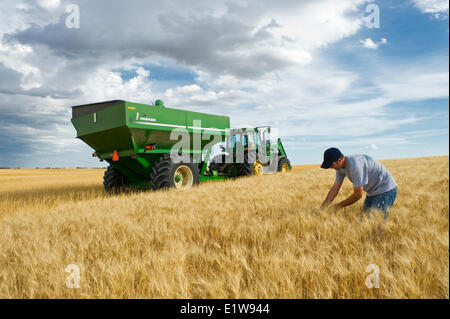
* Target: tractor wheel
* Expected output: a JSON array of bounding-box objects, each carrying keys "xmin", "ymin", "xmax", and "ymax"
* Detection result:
[
  {"xmin": 239, "ymin": 152, "xmax": 263, "ymax": 176},
  {"xmin": 277, "ymin": 157, "xmax": 292, "ymax": 172},
  {"xmin": 103, "ymin": 166, "xmax": 128, "ymax": 194},
  {"xmin": 151, "ymin": 153, "xmax": 200, "ymax": 190}
]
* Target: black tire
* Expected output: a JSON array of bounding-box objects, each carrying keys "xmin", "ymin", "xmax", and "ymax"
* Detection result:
[
  {"xmin": 277, "ymin": 157, "xmax": 292, "ymax": 172},
  {"xmin": 239, "ymin": 151, "xmax": 257, "ymax": 176},
  {"xmin": 103, "ymin": 166, "xmax": 127, "ymax": 194},
  {"xmin": 150, "ymin": 153, "xmax": 200, "ymax": 190}
]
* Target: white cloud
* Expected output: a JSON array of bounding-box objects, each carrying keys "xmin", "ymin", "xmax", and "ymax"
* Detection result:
[
  {"xmin": 360, "ymin": 37, "xmax": 388, "ymax": 49},
  {"xmin": 412, "ymin": 0, "xmax": 449, "ymax": 18},
  {"xmin": 36, "ymin": 0, "xmax": 61, "ymax": 11},
  {"xmin": 360, "ymin": 38, "xmax": 378, "ymax": 49},
  {"xmin": 262, "ymin": 0, "xmax": 369, "ymax": 49},
  {"xmin": 0, "ymin": 41, "xmax": 42, "ymax": 89},
  {"xmin": 79, "ymin": 67, "xmax": 153, "ymax": 103},
  {"xmin": 378, "ymin": 72, "xmax": 449, "ymax": 102},
  {"xmin": 6, "ymin": 0, "xmax": 373, "ymax": 79}
]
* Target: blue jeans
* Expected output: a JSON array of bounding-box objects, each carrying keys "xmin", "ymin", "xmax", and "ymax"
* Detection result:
[{"xmin": 363, "ymin": 187, "xmax": 397, "ymax": 218}]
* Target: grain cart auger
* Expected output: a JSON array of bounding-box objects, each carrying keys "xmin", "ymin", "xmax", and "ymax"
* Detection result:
[{"xmin": 71, "ymin": 100, "xmax": 291, "ymax": 193}]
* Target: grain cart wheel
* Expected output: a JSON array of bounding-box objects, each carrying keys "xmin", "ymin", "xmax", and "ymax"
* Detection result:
[
  {"xmin": 151, "ymin": 153, "xmax": 200, "ymax": 190},
  {"xmin": 277, "ymin": 157, "xmax": 292, "ymax": 172},
  {"xmin": 103, "ymin": 166, "xmax": 128, "ymax": 194}
]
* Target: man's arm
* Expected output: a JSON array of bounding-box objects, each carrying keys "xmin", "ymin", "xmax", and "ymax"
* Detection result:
[
  {"xmin": 321, "ymin": 181, "xmax": 343, "ymax": 209},
  {"xmin": 331, "ymin": 186, "xmax": 364, "ymax": 210}
]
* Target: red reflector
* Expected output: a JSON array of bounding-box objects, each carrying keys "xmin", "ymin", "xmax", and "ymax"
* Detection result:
[
  {"xmin": 145, "ymin": 145, "xmax": 155, "ymax": 151},
  {"xmin": 112, "ymin": 150, "xmax": 119, "ymax": 161},
  {"xmin": 92, "ymin": 152, "xmax": 97, "ymax": 157}
]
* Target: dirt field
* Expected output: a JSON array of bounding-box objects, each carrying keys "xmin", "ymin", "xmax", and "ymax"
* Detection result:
[{"xmin": 0, "ymin": 156, "xmax": 448, "ymax": 298}]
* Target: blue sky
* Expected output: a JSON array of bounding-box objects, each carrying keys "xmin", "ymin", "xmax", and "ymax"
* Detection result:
[{"xmin": 0, "ymin": 0, "xmax": 448, "ymax": 167}]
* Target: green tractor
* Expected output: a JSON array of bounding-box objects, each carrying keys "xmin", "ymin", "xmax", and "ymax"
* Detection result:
[
  {"xmin": 208, "ymin": 127, "xmax": 292, "ymax": 177},
  {"xmin": 71, "ymin": 100, "xmax": 292, "ymax": 193}
]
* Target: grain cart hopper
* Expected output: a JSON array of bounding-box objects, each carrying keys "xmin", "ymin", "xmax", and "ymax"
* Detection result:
[{"xmin": 71, "ymin": 100, "xmax": 291, "ymax": 193}]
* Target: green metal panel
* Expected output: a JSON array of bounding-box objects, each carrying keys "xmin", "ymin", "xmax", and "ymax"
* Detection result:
[
  {"xmin": 71, "ymin": 101, "xmax": 128, "ymax": 153},
  {"xmin": 125, "ymin": 101, "xmax": 229, "ymax": 152},
  {"xmin": 278, "ymin": 138, "xmax": 288, "ymax": 157},
  {"xmin": 71, "ymin": 101, "xmax": 126, "ymax": 136}
]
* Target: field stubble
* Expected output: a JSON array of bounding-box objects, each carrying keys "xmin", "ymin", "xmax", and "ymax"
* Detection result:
[{"xmin": 0, "ymin": 156, "xmax": 448, "ymax": 298}]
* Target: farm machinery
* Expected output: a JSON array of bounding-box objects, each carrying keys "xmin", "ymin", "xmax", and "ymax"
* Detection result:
[{"xmin": 71, "ymin": 100, "xmax": 292, "ymax": 193}]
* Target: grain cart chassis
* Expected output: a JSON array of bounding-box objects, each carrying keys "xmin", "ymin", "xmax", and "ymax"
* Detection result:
[{"xmin": 71, "ymin": 100, "xmax": 291, "ymax": 193}]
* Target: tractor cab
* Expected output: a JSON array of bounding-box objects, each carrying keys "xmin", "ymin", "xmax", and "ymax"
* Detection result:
[{"xmin": 225, "ymin": 126, "xmax": 278, "ymax": 158}]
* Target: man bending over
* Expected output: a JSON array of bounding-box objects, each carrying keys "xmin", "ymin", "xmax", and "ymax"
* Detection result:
[{"xmin": 320, "ymin": 147, "xmax": 398, "ymax": 218}]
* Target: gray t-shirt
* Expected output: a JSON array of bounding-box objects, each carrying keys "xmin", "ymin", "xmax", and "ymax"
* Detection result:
[{"xmin": 336, "ymin": 155, "xmax": 397, "ymax": 196}]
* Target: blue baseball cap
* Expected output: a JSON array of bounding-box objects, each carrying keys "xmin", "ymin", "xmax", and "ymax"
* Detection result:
[{"xmin": 321, "ymin": 147, "xmax": 343, "ymax": 169}]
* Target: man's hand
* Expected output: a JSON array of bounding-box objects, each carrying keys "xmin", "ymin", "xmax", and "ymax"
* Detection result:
[
  {"xmin": 321, "ymin": 180, "xmax": 343, "ymax": 209},
  {"xmin": 331, "ymin": 203, "xmax": 342, "ymax": 211},
  {"xmin": 332, "ymin": 186, "xmax": 364, "ymax": 211}
]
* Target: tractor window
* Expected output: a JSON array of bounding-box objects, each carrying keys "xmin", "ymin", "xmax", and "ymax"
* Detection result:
[
  {"xmin": 258, "ymin": 131, "xmax": 265, "ymax": 145},
  {"xmin": 232, "ymin": 134, "xmax": 241, "ymax": 147},
  {"xmin": 243, "ymin": 135, "xmax": 248, "ymax": 147},
  {"xmin": 260, "ymin": 128, "xmax": 271, "ymax": 144},
  {"xmin": 226, "ymin": 134, "xmax": 237, "ymax": 148},
  {"xmin": 265, "ymin": 130, "xmax": 271, "ymax": 143},
  {"xmin": 226, "ymin": 135, "xmax": 231, "ymax": 148},
  {"xmin": 245, "ymin": 133, "xmax": 256, "ymax": 147}
]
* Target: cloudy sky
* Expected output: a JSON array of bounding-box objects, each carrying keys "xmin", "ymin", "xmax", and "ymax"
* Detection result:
[{"xmin": 0, "ymin": 0, "xmax": 448, "ymax": 167}]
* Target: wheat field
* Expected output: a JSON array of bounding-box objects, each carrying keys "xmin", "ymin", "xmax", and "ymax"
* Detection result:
[{"xmin": 0, "ymin": 156, "xmax": 448, "ymax": 299}]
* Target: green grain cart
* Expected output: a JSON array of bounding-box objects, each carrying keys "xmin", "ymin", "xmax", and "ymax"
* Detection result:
[{"xmin": 71, "ymin": 100, "xmax": 291, "ymax": 193}]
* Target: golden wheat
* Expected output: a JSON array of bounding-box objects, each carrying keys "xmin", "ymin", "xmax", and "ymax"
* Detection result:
[{"xmin": 0, "ymin": 156, "xmax": 448, "ymax": 298}]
